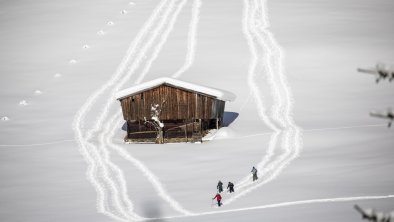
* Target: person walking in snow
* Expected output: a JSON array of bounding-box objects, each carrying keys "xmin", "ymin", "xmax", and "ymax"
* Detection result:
[
  {"xmin": 212, "ymin": 193, "xmax": 222, "ymax": 207},
  {"xmin": 251, "ymin": 166, "xmax": 258, "ymax": 181},
  {"xmin": 217, "ymin": 180, "xmax": 223, "ymax": 193},
  {"xmin": 227, "ymin": 182, "xmax": 234, "ymax": 193}
]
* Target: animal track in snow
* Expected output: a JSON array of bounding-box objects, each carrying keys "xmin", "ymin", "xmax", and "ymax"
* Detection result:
[
  {"xmin": 1, "ymin": 116, "xmax": 9, "ymax": 121},
  {"xmin": 54, "ymin": 73, "xmax": 62, "ymax": 78},
  {"xmin": 19, "ymin": 100, "xmax": 29, "ymax": 106},
  {"xmin": 97, "ymin": 30, "xmax": 106, "ymax": 35},
  {"xmin": 121, "ymin": 10, "xmax": 128, "ymax": 14},
  {"xmin": 69, "ymin": 59, "xmax": 77, "ymax": 64},
  {"xmin": 34, "ymin": 90, "xmax": 42, "ymax": 95},
  {"xmin": 83, "ymin": 44, "xmax": 90, "ymax": 49},
  {"xmin": 107, "ymin": 21, "xmax": 114, "ymax": 26}
]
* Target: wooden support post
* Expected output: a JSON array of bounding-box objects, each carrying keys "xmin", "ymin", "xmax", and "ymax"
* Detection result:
[
  {"xmin": 216, "ymin": 118, "xmax": 219, "ymax": 130},
  {"xmin": 199, "ymin": 119, "xmax": 202, "ymax": 143},
  {"xmin": 184, "ymin": 119, "xmax": 188, "ymax": 142},
  {"xmin": 126, "ymin": 121, "xmax": 130, "ymax": 140},
  {"xmin": 199, "ymin": 119, "xmax": 202, "ymax": 135}
]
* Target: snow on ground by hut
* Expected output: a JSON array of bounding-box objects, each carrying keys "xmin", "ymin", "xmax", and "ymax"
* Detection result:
[{"xmin": 0, "ymin": 0, "xmax": 393, "ymax": 222}]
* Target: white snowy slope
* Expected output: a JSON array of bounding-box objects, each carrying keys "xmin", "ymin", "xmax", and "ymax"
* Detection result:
[{"xmin": 0, "ymin": 0, "xmax": 394, "ymax": 222}]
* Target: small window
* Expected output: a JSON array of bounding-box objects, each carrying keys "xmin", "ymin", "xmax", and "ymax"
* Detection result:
[
  {"xmin": 131, "ymin": 97, "xmax": 135, "ymax": 102},
  {"xmin": 141, "ymin": 93, "xmax": 144, "ymax": 100}
]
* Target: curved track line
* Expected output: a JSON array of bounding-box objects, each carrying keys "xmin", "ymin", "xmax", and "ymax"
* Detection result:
[
  {"xmin": 86, "ymin": 0, "xmax": 178, "ymax": 142},
  {"xmin": 102, "ymin": 0, "xmax": 194, "ymax": 215},
  {"xmin": 100, "ymin": 0, "xmax": 191, "ymax": 214},
  {"xmin": 135, "ymin": 0, "xmax": 189, "ymax": 84},
  {"xmin": 106, "ymin": 112, "xmax": 193, "ymax": 216},
  {"xmin": 225, "ymin": 0, "xmax": 303, "ymax": 205},
  {"xmin": 148, "ymin": 194, "xmax": 394, "ymax": 220},
  {"xmin": 98, "ymin": 0, "xmax": 205, "ymax": 216},
  {"xmin": 255, "ymin": 0, "xmax": 303, "ymax": 182},
  {"xmin": 251, "ymin": 0, "xmax": 303, "ymax": 185},
  {"xmin": 86, "ymin": 0, "xmax": 192, "ymax": 217},
  {"xmin": 228, "ymin": 0, "xmax": 281, "ymax": 194},
  {"xmin": 84, "ymin": 0, "xmax": 175, "ymax": 214},
  {"xmin": 76, "ymin": 0, "xmax": 171, "ymax": 141},
  {"xmin": 98, "ymin": 0, "xmax": 201, "ymax": 216},
  {"xmin": 98, "ymin": 114, "xmax": 143, "ymax": 220},
  {"xmin": 72, "ymin": 0, "xmax": 180, "ymax": 220},
  {"xmin": 172, "ymin": 0, "xmax": 202, "ymax": 78}
]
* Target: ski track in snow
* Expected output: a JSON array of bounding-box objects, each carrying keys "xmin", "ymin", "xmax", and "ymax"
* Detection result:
[
  {"xmin": 106, "ymin": 112, "xmax": 193, "ymax": 217},
  {"xmin": 223, "ymin": 0, "xmax": 303, "ymax": 205},
  {"xmin": 149, "ymin": 194, "xmax": 394, "ymax": 221},
  {"xmin": 101, "ymin": 0, "xmax": 203, "ymax": 216},
  {"xmin": 229, "ymin": 0, "xmax": 281, "ymax": 193},
  {"xmin": 73, "ymin": 0, "xmax": 179, "ymax": 220},
  {"xmin": 73, "ymin": 0, "xmax": 194, "ymax": 220},
  {"xmin": 135, "ymin": 0, "xmax": 189, "ymax": 84},
  {"xmin": 171, "ymin": 0, "xmax": 202, "ymax": 78},
  {"xmin": 70, "ymin": 0, "xmax": 389, "ymax": 220}
]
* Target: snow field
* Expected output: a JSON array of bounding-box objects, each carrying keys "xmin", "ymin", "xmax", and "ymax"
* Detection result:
[
  {"xmin": 2, "ymin": 0, "xmax": 393, "ymax": 221},
  {"xmin": 73, "ymin": 0, "xmax": 389, "ymax": 220},
  {"xmin": 72, "ymin": 0, "xmax": 305, "ymax": 219}
]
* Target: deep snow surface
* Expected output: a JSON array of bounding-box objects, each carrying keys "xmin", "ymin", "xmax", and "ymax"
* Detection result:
[{"xmin": 1, "ymin": 0, "xmax": 393, "ymax": 221}]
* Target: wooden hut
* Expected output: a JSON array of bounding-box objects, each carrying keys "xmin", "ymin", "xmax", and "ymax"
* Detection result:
[{"xmin": 115, "ymin": 77, "xmax": 235, "ymax": 143}]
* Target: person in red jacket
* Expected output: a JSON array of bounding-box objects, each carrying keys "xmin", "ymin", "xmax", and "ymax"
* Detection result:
[{"xmin": 212, "ymin": 193, "xmax": 222, "ymax": 207}]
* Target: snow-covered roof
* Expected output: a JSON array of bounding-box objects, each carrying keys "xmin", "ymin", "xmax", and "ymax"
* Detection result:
[{"xmin": 115, "ymin": 77, "xmax": 236, "ymax": 101}]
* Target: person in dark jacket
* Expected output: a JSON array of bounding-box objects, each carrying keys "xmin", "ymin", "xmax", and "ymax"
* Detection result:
[
  {"xmin": 212, "ymin": 193, "xmax": 222, "ymax": 207},
  {"xmin": 217, "ymin": 180, "xmax": 223, "ymax": 193},
  {"xmin": 251, "ymin": 166, "xmax": 258, "ymax": 181},
  {"xmin": 227, "ymin": 182, "xmax": 234, "ymax": 193}
]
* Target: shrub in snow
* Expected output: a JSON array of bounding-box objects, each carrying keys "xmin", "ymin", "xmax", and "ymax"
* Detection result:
[
  {"xmin": 1, "ymin": 116, "xmax": 9, "ymax": 121},
  {"xmin": 151, "ymin": 104, "xmax": 164, "ymax": 127},
  {"xmin": 144, "ymin": 104, "xmax": 165, "ymax": 143},
  {"xmin": 19, "ymin": 100, "xmax": 28, "ymax": 106}
]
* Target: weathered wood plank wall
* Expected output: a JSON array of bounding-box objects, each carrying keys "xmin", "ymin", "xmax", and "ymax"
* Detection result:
[{"xmin": 120, "ymin": 84, "xmax": 226, "ymax": 121}]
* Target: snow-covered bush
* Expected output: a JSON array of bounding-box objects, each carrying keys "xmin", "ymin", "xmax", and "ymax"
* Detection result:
[{"xmin": 144, "ymin": 104, "xmax": 165, "ymax": 143}]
